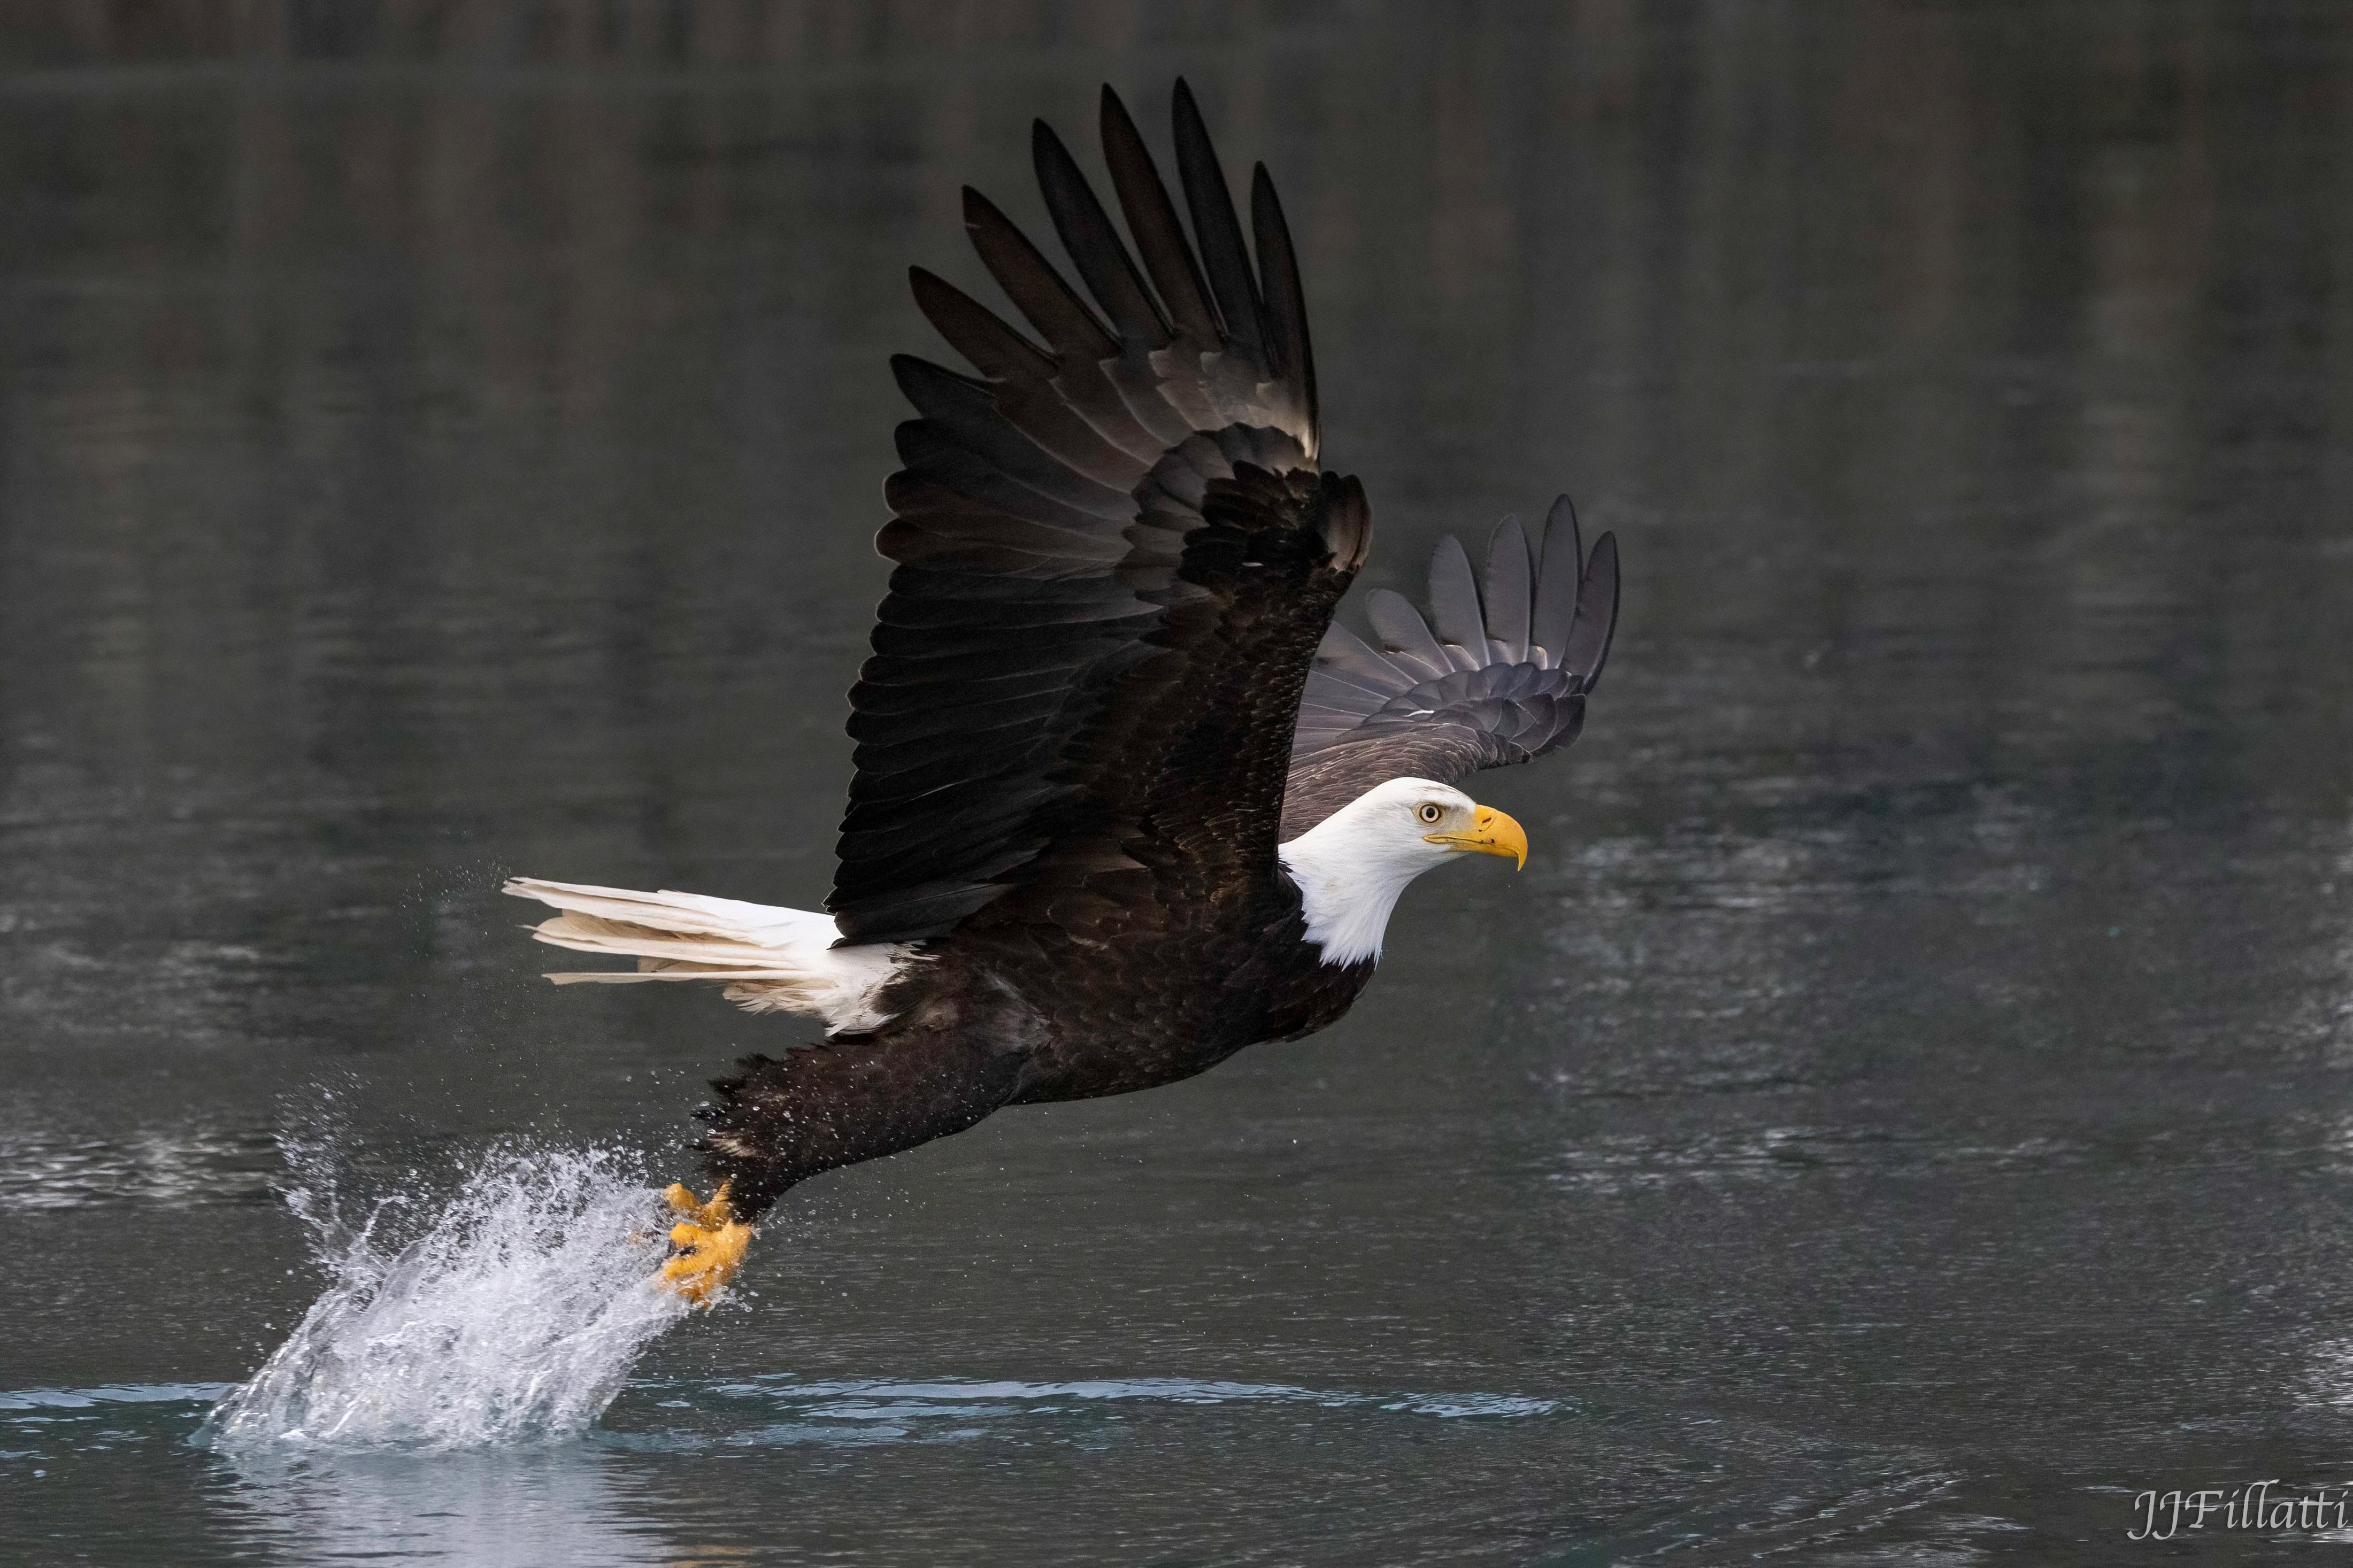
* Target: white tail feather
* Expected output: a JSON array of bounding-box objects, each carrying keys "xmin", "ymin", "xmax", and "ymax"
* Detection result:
[{"xmin": 502, "ymin": 877, "xmax": 912, "ymax": 1032}]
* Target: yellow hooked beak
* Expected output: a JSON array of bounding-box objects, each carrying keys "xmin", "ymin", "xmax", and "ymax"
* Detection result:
[{"xmin": 1427, "ymin": 804, "xmax": 1528, "ymax": 870}]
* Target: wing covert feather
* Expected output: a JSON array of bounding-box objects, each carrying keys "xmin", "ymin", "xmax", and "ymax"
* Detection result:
[{"xmin": 1283, "ymin": 496, "xmax": 1620, "ymax": 838}]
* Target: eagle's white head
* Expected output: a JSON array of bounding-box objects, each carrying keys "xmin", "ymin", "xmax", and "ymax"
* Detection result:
[{"xmin": 1277, "ymin": 777, "xmax": 1528, "ymax": 967}]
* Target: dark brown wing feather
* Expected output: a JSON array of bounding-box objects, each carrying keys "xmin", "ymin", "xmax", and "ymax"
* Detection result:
[
  {"xmin": 1282, "ymin": 495, "xmax": 1618, "ymax": 838},
  {"xmin": 831, "ymin": 82, "xmax": 1350, "ymax": 945}
]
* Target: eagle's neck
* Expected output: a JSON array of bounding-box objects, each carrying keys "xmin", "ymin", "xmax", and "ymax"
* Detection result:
[{"xmin": 1277, "ymin": 822, "xmax": 1426, "ymax": 968}]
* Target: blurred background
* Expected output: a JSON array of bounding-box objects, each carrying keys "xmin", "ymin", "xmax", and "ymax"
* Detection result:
[{"xmin": 3, "ymin": 2, "xmax": 2352, "ymax": 1564}]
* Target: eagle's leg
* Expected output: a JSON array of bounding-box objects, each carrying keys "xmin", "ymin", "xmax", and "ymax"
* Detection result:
[
  {"xmin": 695, "ymin": 1023, "xmax": 1027, "ymax": 1222},
  {"xmin": 657, "ymin": 1181, "xmax": 752, "ymax": 1306}
]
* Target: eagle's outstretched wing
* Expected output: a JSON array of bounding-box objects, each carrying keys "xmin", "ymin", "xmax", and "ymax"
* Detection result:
[
  {"xmin": 831, "ymin": 82, "xmax": 1365, "ymax": 946},
  {"xmin": 1280, "ymin": 496, "xmax": 1618, "ymax": 839}
]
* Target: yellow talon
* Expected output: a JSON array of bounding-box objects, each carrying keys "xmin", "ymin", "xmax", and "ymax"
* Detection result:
[{"xmin": 657, "ymin": 1181, "xmax": 751, "ymax": 1306}]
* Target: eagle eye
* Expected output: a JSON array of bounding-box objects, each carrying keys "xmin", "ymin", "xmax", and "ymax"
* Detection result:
[{"xmin": 1416, "ymin": 802, "xmax": 1443, "ymax": 824}]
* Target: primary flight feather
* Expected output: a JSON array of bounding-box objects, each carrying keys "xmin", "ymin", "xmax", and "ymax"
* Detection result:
[{"xmin": 506, "ymin": 81, "xmax": 1618, "ymax": 1303}]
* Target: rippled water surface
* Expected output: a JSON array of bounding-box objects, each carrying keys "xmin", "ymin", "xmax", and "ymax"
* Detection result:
[{"xmin": 6, "ymin": 4, "xmax": 2353, "ymax": 1564}]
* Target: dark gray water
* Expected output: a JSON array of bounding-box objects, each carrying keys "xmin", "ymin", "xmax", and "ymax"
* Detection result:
[{"xmin": 5, "ymin": 3, "xmax": 2353, "ymax": 1562}]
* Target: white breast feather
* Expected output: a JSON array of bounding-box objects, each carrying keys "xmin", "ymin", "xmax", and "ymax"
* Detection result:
[{"xmin": 1277, "ymin": 825, "xmax": 1426, "ymax": 968}]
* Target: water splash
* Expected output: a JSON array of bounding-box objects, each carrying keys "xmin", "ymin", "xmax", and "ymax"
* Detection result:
[{"xmin": 201, "ymin": 1144, "xmax": 693, "ymax": 1452}]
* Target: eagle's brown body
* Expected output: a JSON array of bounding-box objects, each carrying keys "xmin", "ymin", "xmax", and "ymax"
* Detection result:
[{"xmin": 702, "ymin": 883, "xmax": 1373, "ymax": 1217}]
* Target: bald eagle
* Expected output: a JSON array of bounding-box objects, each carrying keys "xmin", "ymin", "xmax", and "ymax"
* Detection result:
[{"xmin": 506, "ymin": 82, "xmax": 1617, "ymax": 1302}]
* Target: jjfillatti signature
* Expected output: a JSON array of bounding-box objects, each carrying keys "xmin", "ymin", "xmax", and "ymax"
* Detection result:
[{"xmin": 2130, "ymin": 1481, "xmax": 2353, "ymax": 1540}]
